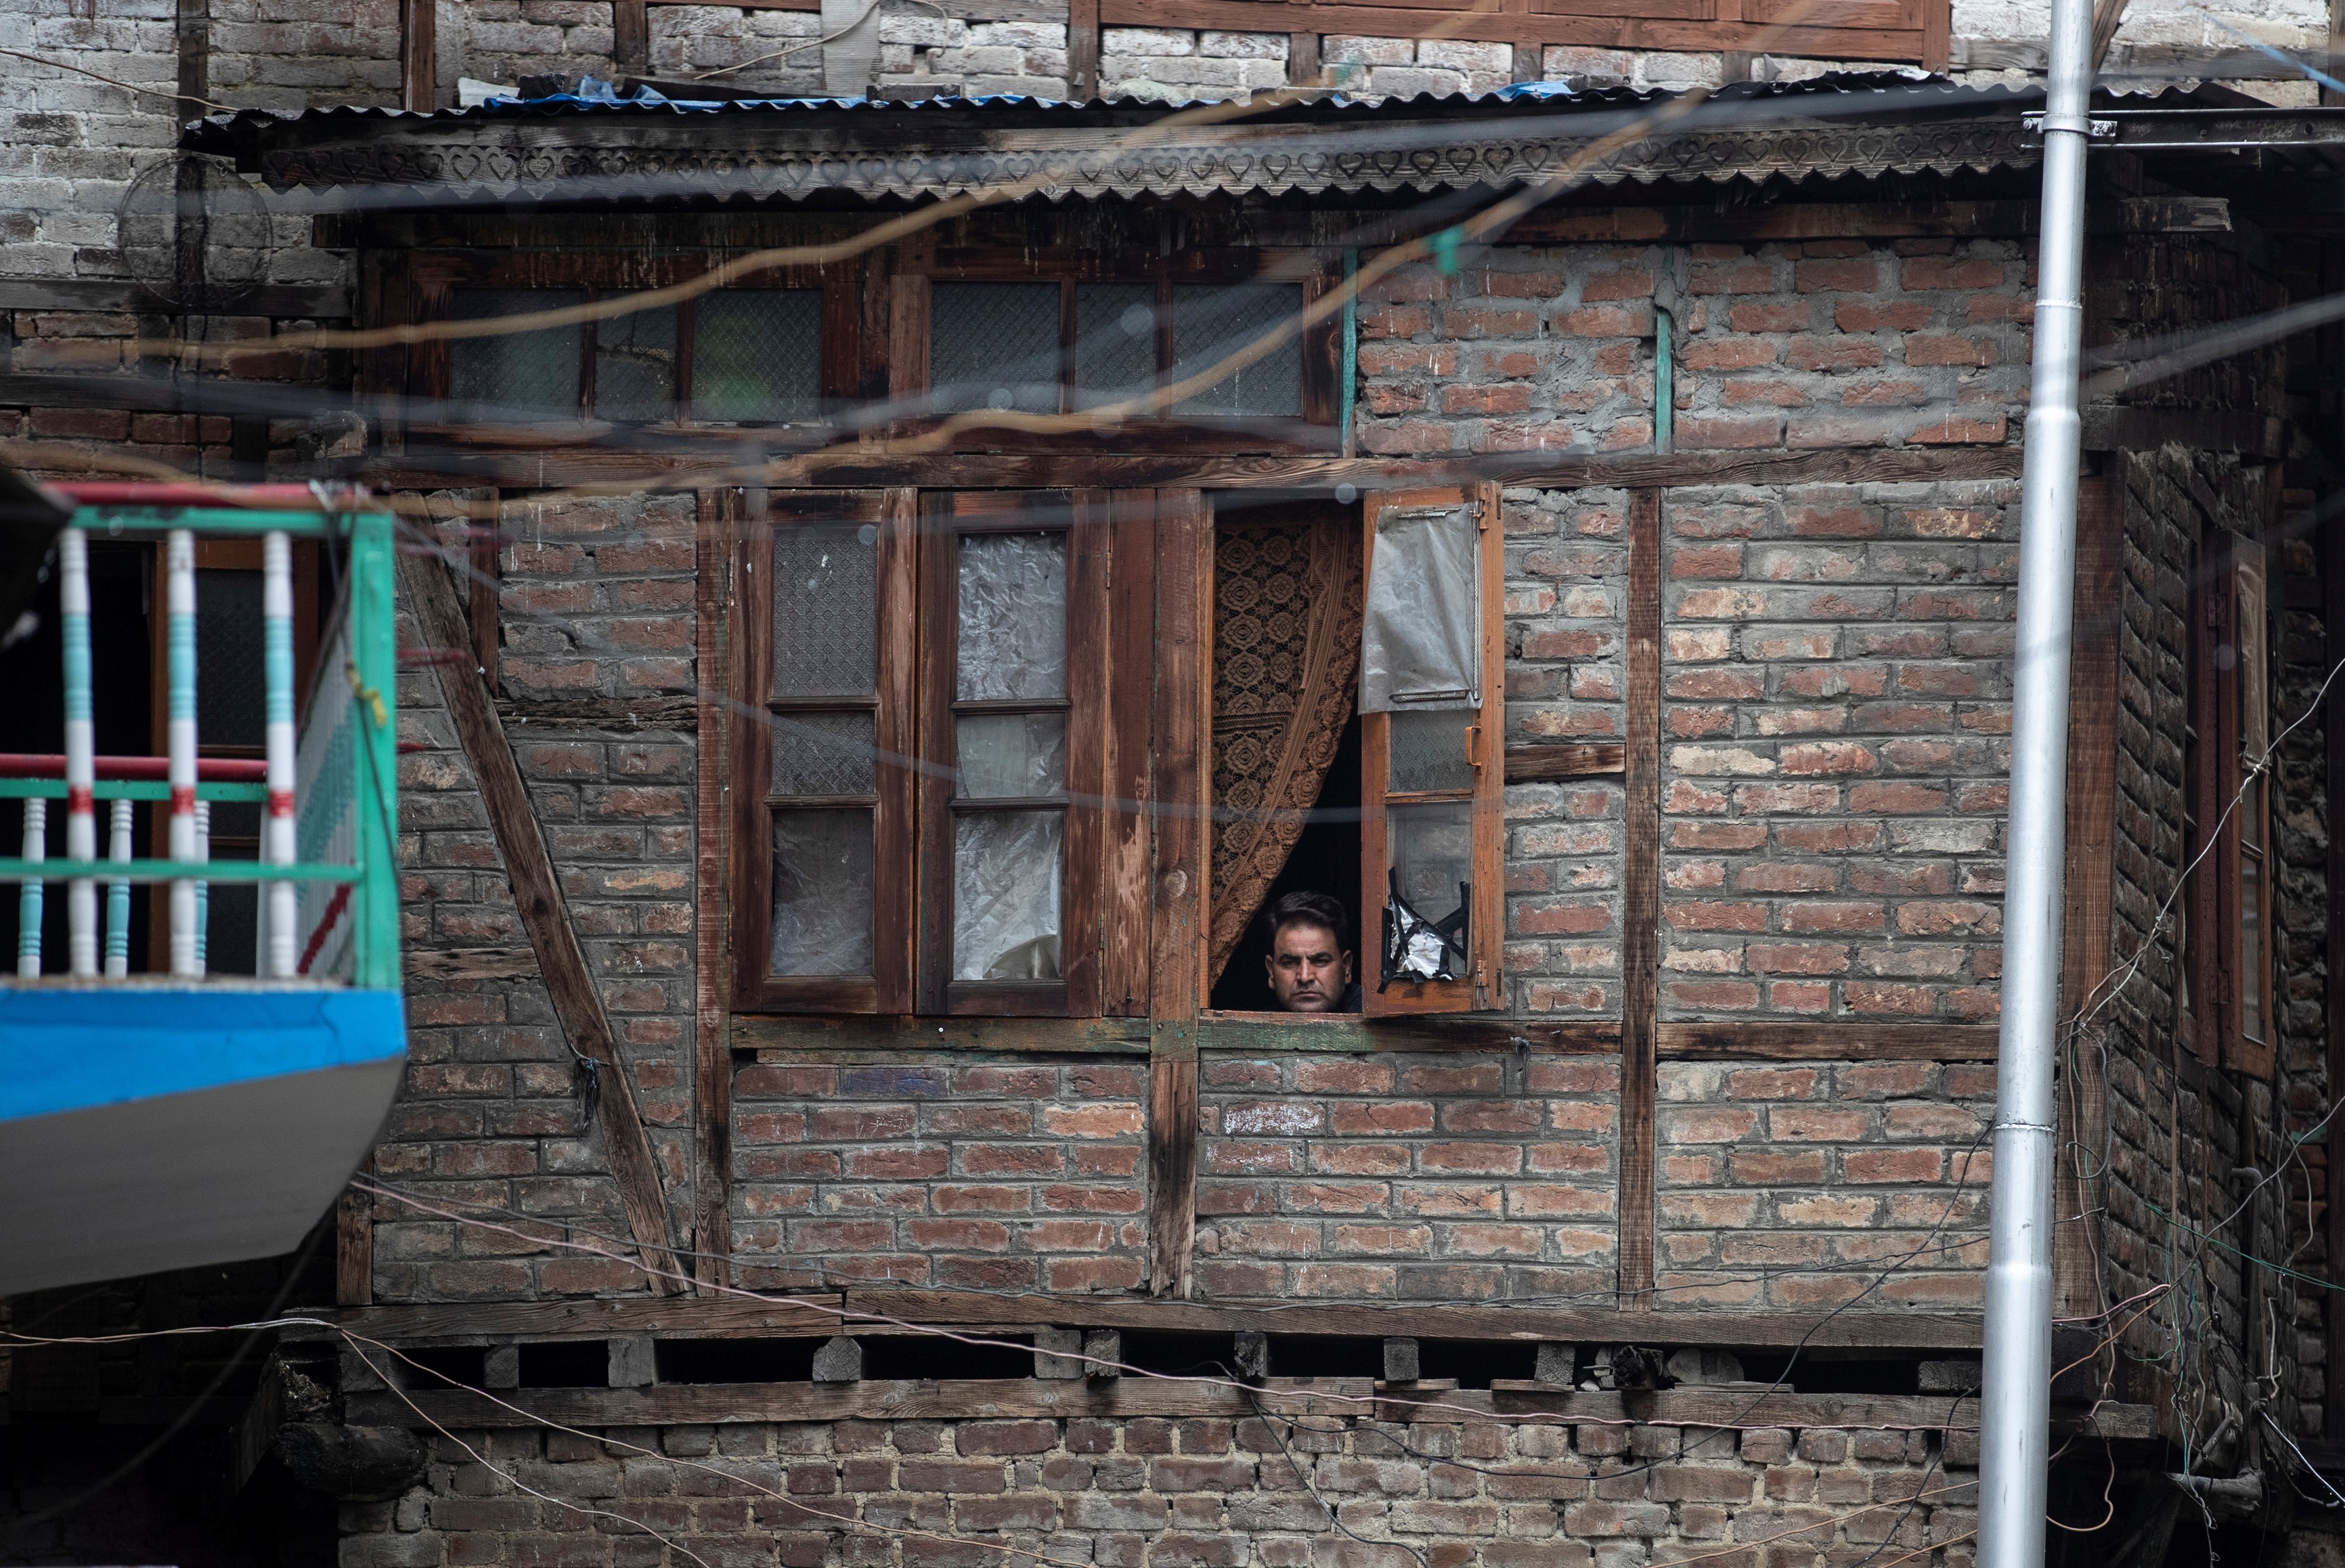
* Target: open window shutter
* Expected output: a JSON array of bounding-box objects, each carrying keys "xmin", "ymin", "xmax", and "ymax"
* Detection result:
[
  {"xmin": 1360, "ymin": 481, "xmax": 1504, "ymax": 1016},
  {"xmin": 2225, "ymin": 536, "xmax": 2273, "ymax": 1079}
]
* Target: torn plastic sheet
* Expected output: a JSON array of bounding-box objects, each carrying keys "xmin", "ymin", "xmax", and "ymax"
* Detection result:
[
  {"xmin": 770, "ymin": 810, "xmax": 874, "ymax": 976},
  {"xmin": 1381, "ymin": 800, "xmax": 1471, "ymax": 986},
  {"xmin": 954, "ymin": 810, "xmax": 1064, "ymax": 980},
  {"xmin": 1361, "ymin": 501, "xmax": 1479, "ymax": 714},
  {"xmin": 957, "ymin": 532, "xmax": 1066, "ymax": 701}
]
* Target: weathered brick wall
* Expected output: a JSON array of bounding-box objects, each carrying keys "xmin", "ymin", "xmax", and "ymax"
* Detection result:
[
  {"xmin": 1654, "ymin": 1061, "xmax": 1991, "ymax": 1311},
  {"xmin": 730, "ymin": 1058, "xmax": 1152, "ymax": 1292},
  {"xmin": 0, "ymin": 4, "xmax": 176, "ymax": 279},
  {"xmin": 1355, "ymin": 239, "xmax": 2030, "ymax": 461},
  {"xmin": 378, "ymin": 493, "xmax": 700, "ymax": 1301},
  {"xmin": 1504, "ymin": 485, "xmax": 1627, "ymax": 1019},
  {"xmin": 1659, "ymin": 481, "xmax": 2016, "ymax": 1023},
  {"xmin": 337, "ymin": 1410, "xmax": 1979, "ymax": 1567},
  {"xmin": 1195, "ymin": 1053, "xmax": 1618, "ymax": 1301}
]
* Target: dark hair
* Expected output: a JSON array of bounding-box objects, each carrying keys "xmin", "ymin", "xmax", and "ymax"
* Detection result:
[{"xmin": 1264, "ymin": 891, "xmax": 1353, "ymax": 955}]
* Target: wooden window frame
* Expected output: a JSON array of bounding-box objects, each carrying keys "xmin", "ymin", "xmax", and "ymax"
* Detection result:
[
  {"xmin": 402, "ymin": 252, "xmax": 854, "ymax": 440},
  {"xmin": 729, "ymin": 489, "xmax": 919, "ymax": 1014},
  {"xmin": 2186, "ymin": 526, "xmax": 2275, "ymax": 1076},
  {"xmin": 890, "ymin": 250, "xmax": 1341, "ymax": 454},
  {"xmin": 1358, "ymin": 481, "xmax": 1507, "ymax": 1017}
]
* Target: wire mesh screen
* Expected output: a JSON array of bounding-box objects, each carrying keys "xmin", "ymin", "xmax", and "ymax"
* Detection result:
[
  {"xmin": 1073, "ymin": 284, "xmax": 1157, "ymax": 412},
  {"xmin": 447, "ymin": 289, "xmax": 584, "ymax": 420},
  {"xmin": 1170, "ymin": 282, "xmax": 1302, "ymax": 418},
  {"xmin": 932, "ymin": 283, "xmax": 1061, "ymax": 415},
  {"xmin": 771, "ymin": 521, "xmax": 878, "ymax": 699},
  {"xmin": 770, "ymin": 809, "xmax": 874, "ymax": 976},
  {"xmin": 694, "ymin": 290, "xmax": 822, "ymax": 422},
  {"xmin": 596, "ymin": 303, "xmax": 678, "ymax": 422},
  {"xmin": 1388, "ymin": 710, "xmax": 1475, "ymax": 795},
  {"xmin": 194, "ymin": 567, "xmax": 266, "ymax": 747},
  {"xmin": 770, "ymin": 711, "xmax": 877, "ymax": 798}
]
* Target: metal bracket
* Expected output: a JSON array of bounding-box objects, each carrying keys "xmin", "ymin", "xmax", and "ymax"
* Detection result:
[{"xmin": 2022, "ymin": 112, "xmax": 2118, "ymax": 141}]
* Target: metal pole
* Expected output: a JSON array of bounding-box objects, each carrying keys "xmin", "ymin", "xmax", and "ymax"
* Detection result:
[{"xmin": 1978, "ymin": 0, "xmax": 2095, "ymax": 1563}]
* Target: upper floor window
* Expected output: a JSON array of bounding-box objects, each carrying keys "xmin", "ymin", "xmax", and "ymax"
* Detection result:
[{"xmin": 2186, "ymin": 526, "xmax": 2273, "ymax": 1076}]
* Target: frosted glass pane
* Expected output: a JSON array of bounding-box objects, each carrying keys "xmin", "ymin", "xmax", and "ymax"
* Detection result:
[
  {"xmin": 448, "ymin": 289, "xmax": 582, "ymax": 420},
  {"xmin": 596, "ymin": 303, "xmax": 677, "ymax": 422},
  {"xmin": 1389, "ymin": 800, "xmax": 1472, "ymax": 936},
  {"xmin": 957, "ymin": 533, "xmax": 1066, "ymax": 700},
  {"xmin": 1361, "ymin": 500, "xmax": 1480, "ymax": 714},
  {"xmin": 1389, "ymin": 710, "xmax": 1474, "ymax": 794},
  {"xmin": 954, "ymin": 810, "xmax": 1063, "ymax": 981},
  {"xmin": 957, "ymin": 713, "xmax": 1065, "ymax": 799},
  {"xmin": 772, "ymin": 711, "xmax": 876, "ymax": 798},
  {"xmin": 693, "ymin": 290, "xmax": 821, "ymax": 422},
  {"xmin": 770, "ymin": 809, "xmax": 873, "ymax": 976},
  {"xmin": 772, "ymin": 521, "xmax": 877, "ymax": 699},
  {"xmin": 1074, "ymin": 284, "xmax": 1156, "ymax": 412},
  {"xmin": 1170, "ymin": 282, "xmax": 1302, "ymax": 417},
  {"xmin": 932, "ymin": 282, "xmax": 1061, "ymax": 414}
]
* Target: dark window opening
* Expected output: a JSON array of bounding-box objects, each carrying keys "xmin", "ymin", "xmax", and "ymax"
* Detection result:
[
  {"xmin": 1413, "ymin": 1338, "xmax": 1539, "ymax": 1391},
  {"xmin": 654, "ymin": 1338, "xmax": 822, "ymax": 1384},
  {"xmin": 1115, "ymin": 1330, "xmax": 1236, "ymax": 1378},
  {"xmin": 399, "ymin": 1346, "xmax": 487, "ymax": 1391},
  {"xmin": 1258, "ymin": 1335, "xmax": 1381, "ymax": 1380},
  {"xmin": 1734, "ymin": 1353, "xmax": 1917, "ymax": 1396},
  {"xmin": 860, "ymin": 1333, "xmax": 1034, "ymax": 1381},
  {"xmin": 1211, "ymin": 715, "xmax": 1361, "ymax": 1011},
  {"xmin": 517, "ymin": 1341, "xmax": 609, "ymax": 1388}
]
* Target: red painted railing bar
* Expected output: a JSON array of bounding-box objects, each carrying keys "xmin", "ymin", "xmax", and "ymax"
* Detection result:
[
  {"xmin": 51, "ymin": 482, "xmax": 348, "ymax": 512},
  {"xmin": 0, "ymin": 753, "xmax": 270, "ymax": 782}
]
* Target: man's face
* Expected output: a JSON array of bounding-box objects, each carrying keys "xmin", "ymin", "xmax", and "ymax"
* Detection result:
[{"xmin": 1266, "ymin": 920, "xmax": 1353, "ymax": 1013}]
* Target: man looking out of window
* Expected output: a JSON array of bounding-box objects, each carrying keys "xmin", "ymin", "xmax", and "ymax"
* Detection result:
[{"xmin": 1263, "ymin": 892, "xmax": 1361, "ymax": 1014}]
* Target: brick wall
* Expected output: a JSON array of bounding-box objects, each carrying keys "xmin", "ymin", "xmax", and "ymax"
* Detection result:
[
  {"xmin": 338, "ymin": 1410, "xmax": 1979, "ymax": 1567},
  {"xmin": 730, "ymin": 1058, "xmax": 1152, "ymax": 1292},
  {"xmin": 1195, "ymin": 1052, "xmax": 1619, "ymax": 1301},
  {"xmin": 1654, "ymin": 1061, "xmax": 1991, "ymax": 1311},
  {"xmin": 1503, "ymin": 485, "xmax": 1627, "ymax": 1018},
  {"xmin": 1659, "ymin": 481, "xmax": 2016, "ymax": 1023},
  {"xmin": 378, "ymin": 493, "xmax": 701, "ymax": 1301}
]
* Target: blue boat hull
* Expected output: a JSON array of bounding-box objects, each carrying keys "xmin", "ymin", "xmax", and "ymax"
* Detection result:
[{"xmin": 0, "ymin": 986, "xmax": 405, "ymax": 1296}]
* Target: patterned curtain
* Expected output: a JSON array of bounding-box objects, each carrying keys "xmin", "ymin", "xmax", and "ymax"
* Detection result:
[{"xmin": 1208, "ymin": 506, "xmax": 1363, "ymax": 982}]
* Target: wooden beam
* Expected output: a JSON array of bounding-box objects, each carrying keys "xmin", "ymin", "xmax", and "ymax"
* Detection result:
[
  {"xmin": 1505, "ymin": 741, "xmax": 1625, "ymax": 783},
  {"xmin": 2054, "ymin": 473, "xmax": 2122, "ymax": 1320},
  {"xmin": 404, "ymin": 945, "xmax": 538, "ymax": 981},
  {"xmin": 614, "ymin": 0, "xmax": 650, "ymax": 76},
  {"xmin": 692, "ymin": 490, "xmax": 735, "ymax": 1294},
  {"xmin": 349, "ymin": 1374, "xmax": 2151, "ymax": 1435},
  {"xmin": 1068, "ymin": 0, "xmax": 1101, "ymax": 95},
  {"xmin": 398, "ymin": 545, "xmax": 687, "ymax": 1294},
  {"xmin": 2325, "ymin": 473, "xmax": 2345, "ymax": 1433},
  {"xmin": 399, "ymin": 0, "xmax": 435, "ymax": 110},
  {"xmin": 334, "ymin": 1160, "xmax": 374, "ymax": 1307},
  {"xmin": 1619, "ymin": 488, "xmax": 1661, "ymax": 1311},
  {"xmin": 1287, "ymin": 30, "xmax": 1321, "ymax": 87},
  {"xmin": 1148, "ymin": 489, "xmax": 1208, "ymax": 1301},
  {"xmin": 1655, "ymin": 1022, "xmax": 2000, "ymax": 1062},
  {"xmin": 297, "ymin": 1290, "xmax": 1988, "ymax": 1349},
  {"xmin": 2090, "ymin": 0, "xmax": 2128, "ymax": 66}
]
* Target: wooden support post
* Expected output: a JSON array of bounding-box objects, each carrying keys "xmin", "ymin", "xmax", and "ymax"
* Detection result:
[
  {"xmin": 1148, "ymin": 490, "xmax": 1207, "ymax": 1301},
  {"xmin": 399, "ymin": 0, "xmax": 435, "ymax": 110},
  {"xmin": 2325, "ymin": 479, "xmax": 2345, "ymax": 1433},
  {"xmin": 614, "ymin": 0, "xmax": 649, "ymax": 77},
  {"xmin": 335, "ymin": 1157, "xmax": 374, "ymax": 1307},
  {"xmin": 2055, "ymin": 473, "xmax": 2122, "ymax": 1321},
  {"xmin": 609, "ymin": 1338, "xmax": 657, "ymax": 1387},
  {"xmin": 1233, "ymin": 1332, "xmax": 1270, "ymax": 1380},
  {"xmin": 812, "ymin": 1337, "xmax": 862, "ymax": 1382},
  {"xmin": 484, "ymin": 1346, "xmax": 520, "ymax": 1389},
  {"xmin": 1382, "ymin": 1338, "xmax": 1420, "ymax": 1382},
  {"xmin": 399, "ymin": 545, "xmax": 686, "ymax": 1295},
  {"xmin": 692, "ymin": 491, "xmax": 736, "ymax": 1293},
  {"xmin": 1512, "ymin": 43, "xmax": 1543, "ymax": 82},
  {"xmin": 1619, "ymin": 488, "xmax": 1661, "ymax": 1311},
  {"xmin": 468, "ymin": 490, "xmax": 500, "ymax": 691},
  {"xmin": 1068, "ymin": 0, "xmax": 1101, "ymax": 97},
  {"xmin": 1036, "ymin": 1329, "xmax": 1084, "ymax": 1378},
  {"xmin": 1287, "ymin": 32, "xmax": 1321, "ymax": 87}
]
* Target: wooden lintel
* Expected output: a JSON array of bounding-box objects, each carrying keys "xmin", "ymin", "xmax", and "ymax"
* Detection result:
[
  {"xmin": 406, "ymin": 944, "xmax": 539, "ymax": 982},
  {"xmin": 361, "ymin": 442, "xmax": 2025, "ymax": 498},
  {"xmin": 399, "ymin": 545, "xmax": 687, "ymax": 1294},
  {"xmin": 1504, "ymin": 741, "xmax": 1625, "ymax": 783},
  {"xmin": 1654, "ymin": 1022, "xmax": 2000, "ymax": 1061},
  {"xmin": 293, "ymin": 1290, "xmax": 1988, "ymax": 1351},
  {"xmin": 348, "ymin": 1376, "xmax": 2145, "ymax": 1434}
]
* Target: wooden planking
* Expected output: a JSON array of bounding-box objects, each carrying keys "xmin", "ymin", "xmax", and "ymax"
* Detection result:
[
  {"xmin": 303, "ymin": 1290, "xmax": 1988, "ymax": 1349},
  {"xmin": 2053, "ymin": 473, "xmax": 2122, "ymax": 1320},
  {"xmin": 351, "ymin": 1376, "xmax": 2149, "ymax": 1436},
  {"xmin": 613, "ymin": 0, "xmax": 649, "ymax": 74},
  {"xmin": 1067, "ymin": 0, "xmax": 1101, "ymax": 95},
  {"xmin": 364, "ymin": 443, "xmax": 2028, "ymax": 498},
  {"xmin": 736, "ymin": 1014, "xmax": 1152, "ymax": 1055},
  {"xmin": 406, "ymin": 945, "xmax": 539, "ymax": 981},
  {"xmin": 398, "ymin": 0, "xmax": 433, "ymax": 109},
  {"xmin": 1063, "ymin": 489, "xmax": 1113, "ymax": 1018},
  {"xmin": 692, "ymin": 490, "xmax": 735, "ymax": 1292},
  {"xmin": 1655, "ymin": 1023, "xmax": 1999, "ymax": 1061},
  {"xmin": 1102, "ymin": 491, "xmax": 1158, "ymax": 1016},
  {"xmin": 1197, "ymin": 1014, "xmax": 1620, "ymax": 1054},
  {"xmin": 2326, "ymin": 476, "xmax": 2345, "ymax": 1434},
  {"xmin": 1618, "ymin": 488, "xmax": 1661, "ymax": 1311},
  {"xmin": 399, "ymin": 546, "xmax": 687, "ymax": 1294},
  {"xmin": 1504, "ymin": 741, "xmax": 1625, "ymax": 783},
  {"xmin": 1148, "ymin": 489, "xmax": 1209, "ymax": 1300},
  {"xmin": 334, "ymin": 1160, "xmax": 374, "ymax": 1307}
]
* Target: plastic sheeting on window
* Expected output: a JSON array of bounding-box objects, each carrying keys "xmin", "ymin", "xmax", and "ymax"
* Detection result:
[
  {"xmin": 957, "ymin": 533, "xmax": 1066, "ymax": 700},
  {"xmin": 953, "ymin": 810, "xmax": 1063, "ymax": 981},
  {"xmin": 957, "ymin": 712, "xmax": 1066, "ymax": 799},
  {"xmin": 1382, "ymin": 800, "xmax": 1472, "ymax": 986},
  {"xmin": 1360, "ymin": 502, "xmax": 1479, "ymax": 714},
  {"xmin": 770, "ymin": 810, "xmax": 874, "ymax": 976}
]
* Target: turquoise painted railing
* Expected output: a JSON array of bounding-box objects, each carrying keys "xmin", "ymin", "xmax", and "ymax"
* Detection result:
[{"xmin": 0, "ymin": 487, "xmax": 401, "ymax": 991}]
